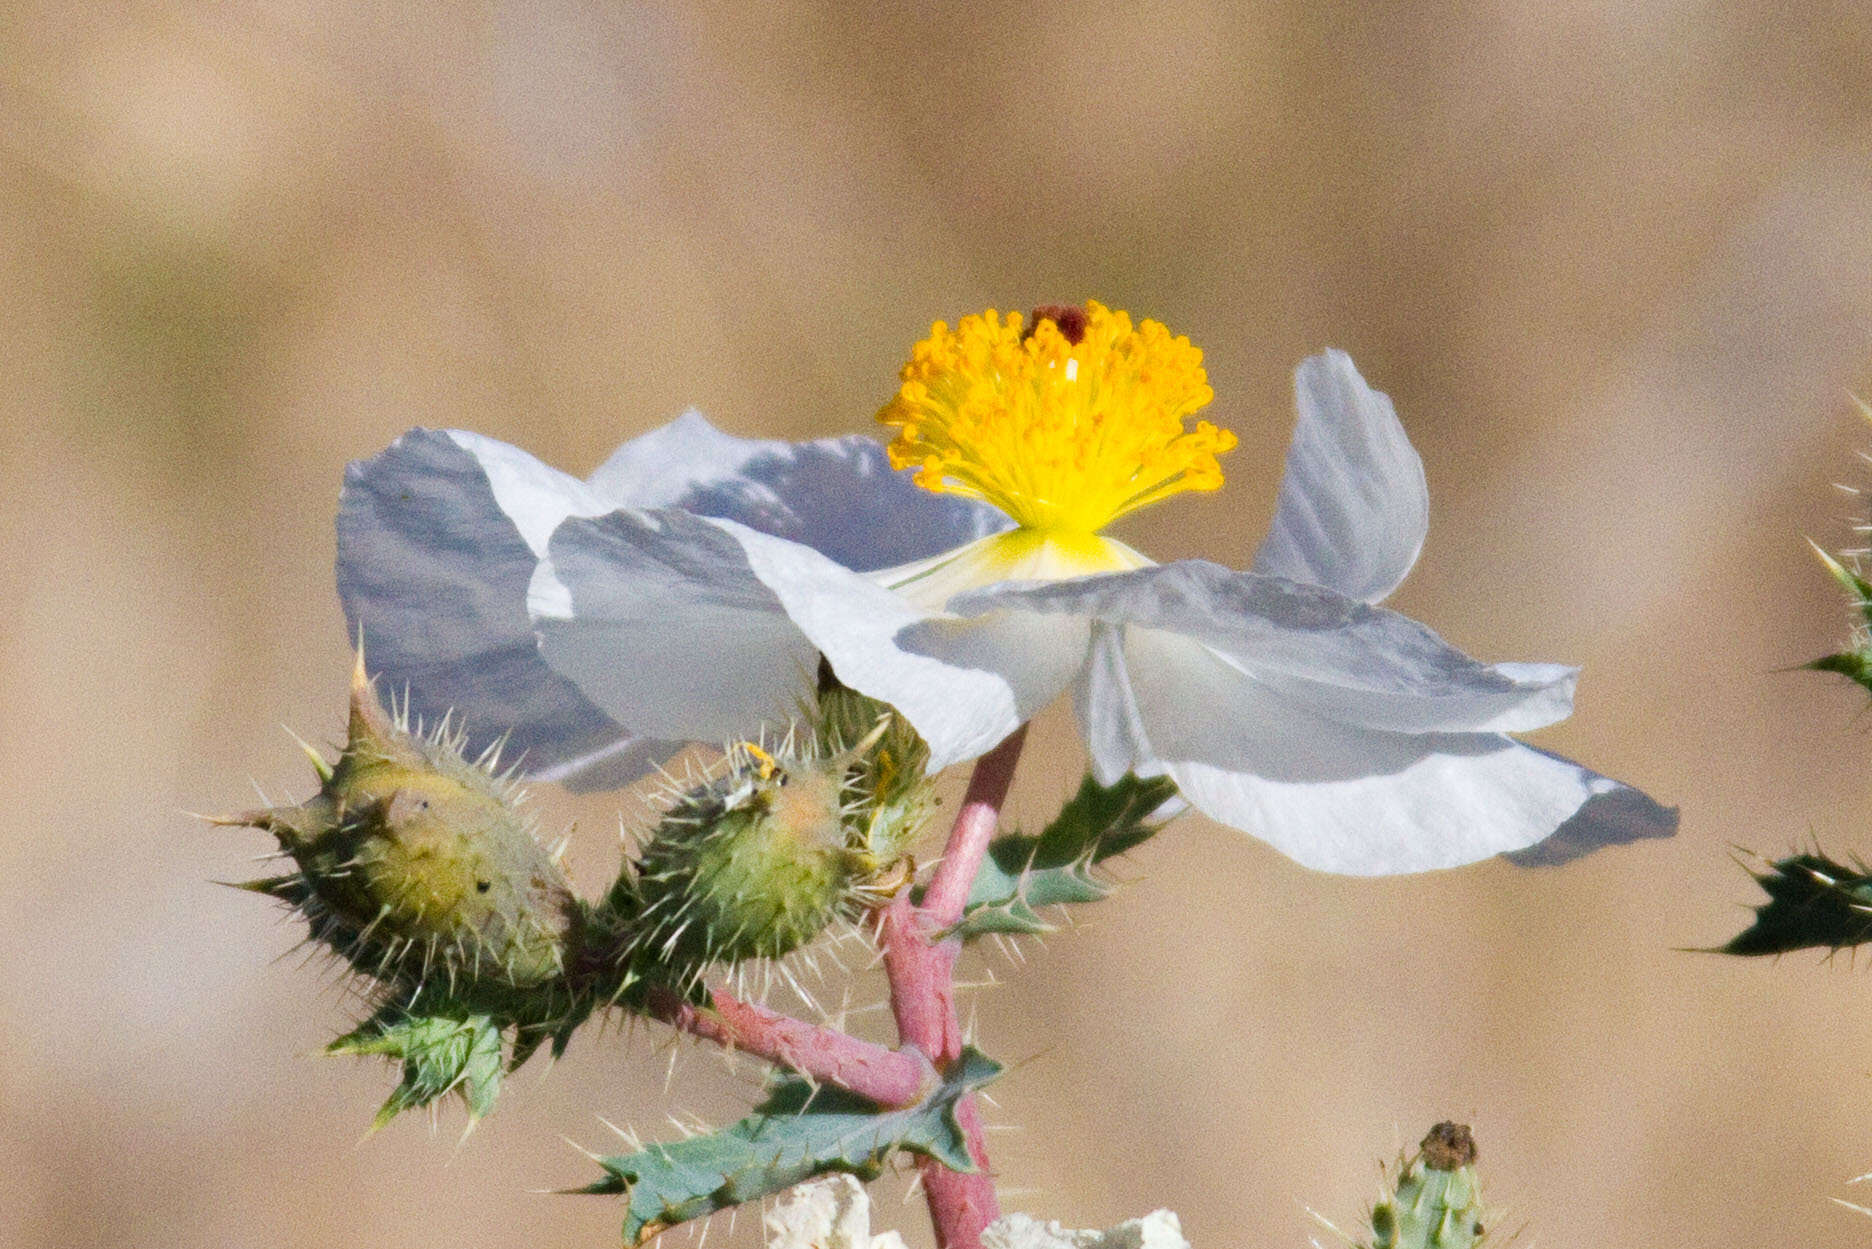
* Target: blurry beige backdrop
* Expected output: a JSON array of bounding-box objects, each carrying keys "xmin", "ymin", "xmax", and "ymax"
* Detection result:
[{"xmin": 7, "ymin": 2, "xmax": 1872, "ymax": 1246}]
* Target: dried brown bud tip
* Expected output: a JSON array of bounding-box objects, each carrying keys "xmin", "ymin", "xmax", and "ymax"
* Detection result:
[
  {"xmin": 1027, "ymin": 303, "xmax": 1089, "ymax": 345},
  {"xmin": 1419, "ymin": 1121, "xmax": 1478, "ymax": 1171}
]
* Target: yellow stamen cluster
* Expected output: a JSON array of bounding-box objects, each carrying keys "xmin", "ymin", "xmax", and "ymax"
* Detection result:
[{"xmin": 877, "ymin": 302, "xmax": 1235, "ymax": 535}]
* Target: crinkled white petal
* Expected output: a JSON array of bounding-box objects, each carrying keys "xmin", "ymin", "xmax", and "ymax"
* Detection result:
[
  {"xmin": 1250, "ymin": 349, "xmax": 1429, "ymax": 603},
  {"xmin": 1074, "ymin": 622, "xmax": 1157, "ymax": 786},
  {"xmin": 716, "ymin": 518, "xmax": 1088, "ymax": 771},
  {"xmin": 452, "ymin": 428, "xmax": 617, "ymax": 554},
  {"xmin": 956, "ymin": 561, "xmax": 1575, "ymax": 735},
  {"xmin": 530, "ymin": 508, "xmax": 820, "ymax": 743},
  {"xmin": 337, "ymin": 428, "xmax": 668, "ymax": 788},
  {"xmin": 339, "ymin": 413, "xmax": 1009, "ymax": 790},
  {"xmin": 1096, "ymin": 626, "xmax": 1670, "ymax": 875},
  {"xmin": 588, "ymin": 410, "xmax": 1011, "ymax": 572}
]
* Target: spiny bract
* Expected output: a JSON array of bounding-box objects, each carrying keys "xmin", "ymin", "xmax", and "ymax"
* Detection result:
[
  {"xmin": 813, "ymin": 665, "xmax": 934, "ymax": 871},
  {"xmin": 223, "ymin": 653, "xmax": 580, "ymax": 1001}
]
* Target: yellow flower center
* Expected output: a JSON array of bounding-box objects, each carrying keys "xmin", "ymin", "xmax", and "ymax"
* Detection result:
[{"xmin": 876, "ymin": 302, "xmax": 1236, "ymax": 536}]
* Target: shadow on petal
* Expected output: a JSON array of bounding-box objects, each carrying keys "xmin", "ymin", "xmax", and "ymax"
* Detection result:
[
  {"xmin": 1501, "ymin": 751, "xmax": 1680, "ymax": 866},
  {"xmin": 338, "ymin": 429, "xmax": 646, "ymax": 785},
  {"xmin": 592, "ymin": 414, "xmax": 1008, "ymax": 572}
]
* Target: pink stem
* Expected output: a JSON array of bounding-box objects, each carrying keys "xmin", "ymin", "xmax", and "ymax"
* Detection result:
[
  {"xmin": 882, "ymin": 727, "xmax": 1028, "ymax": 1249},
  {"xmin": 645, "ymin": 984, "xmax": 929, "ymax": 1108}
]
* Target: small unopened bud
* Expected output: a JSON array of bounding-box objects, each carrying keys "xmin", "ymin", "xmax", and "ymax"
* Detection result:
[{"xmin": 1367, "ymin": 1123, "xmax": 1491, "ymax": 1249}]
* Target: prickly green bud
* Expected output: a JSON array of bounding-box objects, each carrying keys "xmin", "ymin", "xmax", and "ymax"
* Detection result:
[
  {"xmin": 624, "ymin": 740, "xmax": 867, "ymax": 988},
  {"xmin": 224, "ymin": 653, "xmax": 579, "ymax": 997},
  {"xmin": 1369, "ymin": 1124, "xmax": 1489, "ymax": 1249}
]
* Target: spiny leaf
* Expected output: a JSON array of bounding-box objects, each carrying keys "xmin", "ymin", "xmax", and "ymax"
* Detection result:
[
  {"xmin": 1807, "ymin": 650, "xmax": 1872, "ymax": 696},
  {"xmin": 578, "ymin": 1047, "xmax": 1000, "ymax": 1245},
  {"xmin": 948, "ymin": 772, "xmax": 1178, "ymax": 940},
  {"xmin": 1807, "ymin": 543, "xmax": 1872, "ymax": 695},
  {"xmin": 1813, "ymin": 542, "xmax": 1872, "ymax": 629},
  {"xmin": 330, "ymin": 1005, "xmax": 506, "ymax": 1128},
  {"xmin": 1719, "ymin": 852, "xmax": 1872, "ymax": 956}
]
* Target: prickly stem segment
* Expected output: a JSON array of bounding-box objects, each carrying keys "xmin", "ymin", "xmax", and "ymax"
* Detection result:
[
  {"xmin": 644, "ymin": 984, "xmax": 929, "ymax": 1108},
  {"xmin": 1370, "ymin": 1123, "xmax": 1490, "ymax": 1249},
  {"xmin": 881, "ymin": 727, "xmax": 1028, "ymax": 1249}
]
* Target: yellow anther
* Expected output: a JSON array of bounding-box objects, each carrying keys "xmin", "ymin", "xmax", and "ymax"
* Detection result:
[
  {"xmin": 737, "ymin": 741, "xmax": 780, "ymax": 781},
  {"xmin": 876, "ymin": 302, "xmax": 1235, "ymax": 536}
]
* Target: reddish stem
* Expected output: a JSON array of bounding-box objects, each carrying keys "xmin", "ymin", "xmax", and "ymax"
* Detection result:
[
  {"xmin": 882, "ymin": 727, "xmax": 1028, "ymax": 1249},
  {"xmin": 645, "ymin": 984, "xmax": 929, "ymax": 1108},
  {"xmin": 921, "ymin": 727, "xmax": 1028, "ymax": 926}
]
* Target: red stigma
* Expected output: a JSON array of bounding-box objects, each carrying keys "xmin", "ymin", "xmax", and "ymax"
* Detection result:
[{"xmin": 1027, "ymin": 304, "xmax": 1089, "ymax": 346}]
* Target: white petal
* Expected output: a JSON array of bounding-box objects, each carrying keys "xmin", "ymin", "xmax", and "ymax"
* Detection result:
[
  {"xmin": 530, "ymin": 509, "xmax": 820, "ymax": 743},
  {"xmin": 875, "ymin": 530, "xmax": 1150, "ymax": 613},
  {"xmin": 956, "ymin": 561, "xmax": 1575, "ymax": 735},
  {"xmin": 1102, "ymin": 628, "xmax": 1673, "ymax": 875},
  {"xmin": 1073, "ymin": 622, "xmax": 1155, "ymax": 786},
  {"xmin": 450, "ymin": 429, "xmax": 615, "ymax": 555},
  {"xmin": 588, "ymin": 411, "xmax": 1011, "ymax": 572},
  {"xmin": 337, "ymin": 429, "xmax": 663, "ymax": 787},
  {"xmin": 718, "ymin": 519, "xmax": 1088, "ymax": 771},
  {"xmin": 1250, "ymin": 350, "xmax": 1429, "ymax": 603}
]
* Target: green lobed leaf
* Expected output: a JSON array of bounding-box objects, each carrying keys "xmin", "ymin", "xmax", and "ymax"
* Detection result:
[
  {"xmin": 1719, "ymin": 852, "xmax": 1872, "ymax": 956},
  {"xmin": 579, "ymin": 1048, "xmax": 1000, "ymax": 1245},
  {"xmin": 947, "ymin": 772, "xmax": 1179, "ymax": 940},
  {"xmin": 329, "ymin": 1005, "xmax": 506, "ymax": 1128}
]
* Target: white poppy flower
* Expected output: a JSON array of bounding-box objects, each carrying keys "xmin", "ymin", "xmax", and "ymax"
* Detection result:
[{"xmin": 338, "ymin": 303, "xmax": 1673, "ymax": 874}]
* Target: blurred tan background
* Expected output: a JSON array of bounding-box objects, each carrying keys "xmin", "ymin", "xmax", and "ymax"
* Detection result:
[{"xmin": 8, "ymin": 2, "xmax": 1872, "ymax": 1246}]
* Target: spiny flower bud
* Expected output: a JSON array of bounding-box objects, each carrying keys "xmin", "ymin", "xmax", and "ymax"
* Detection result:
[
  {"xmin": 621, "ymin": 737, "xmax": 871, "ymax": 990},
  {"xmin": 1369, "ymin": 1123, "xmax": 1490, "ymax": 1249},
  {"xmin": 221, "ymin": 652, "xmax": 580, "ymax": 999}
]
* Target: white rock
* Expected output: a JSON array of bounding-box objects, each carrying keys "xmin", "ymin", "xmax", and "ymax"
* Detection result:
[
  {"xmin": 982, "ymin": 1209, "xmax": 1189, "ymax": 1249},
  {"xmin": 764, "ymin": 1174, "xmax": 909, "ymax": 1249},
  {"xmin": 763, "ymin": 1175, "xmax": 1185, "ymax": 1249}
]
